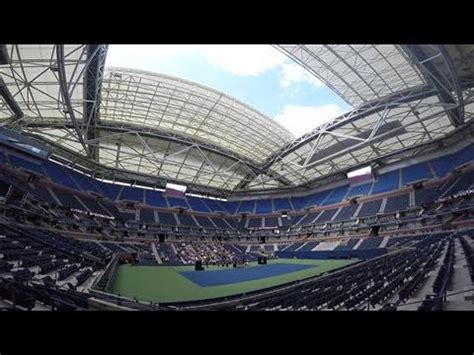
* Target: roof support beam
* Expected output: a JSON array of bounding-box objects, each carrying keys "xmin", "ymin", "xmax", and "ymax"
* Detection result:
[
  {"xmin": 0, "ymin": 45, "xmax": 10, "ymax": 65},
  {"xmin": 56, "ymin": 45, "xmax": 90, "ymax": 157},
  {"xmin": 401, "ymin": 45, "xmax": 464, "ymax": 127},
  {"xmin": 83, "ymin": 45, "xmax": 108, "ymax": 161},
  {"xmin": 0, "ymin": 76, "xmax": 23, "ymax": 119}
]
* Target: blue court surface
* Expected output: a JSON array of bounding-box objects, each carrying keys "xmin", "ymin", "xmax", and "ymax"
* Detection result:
[{"xmin": 180, "ymin": 263, "xmax": 315, "ymax": 287}]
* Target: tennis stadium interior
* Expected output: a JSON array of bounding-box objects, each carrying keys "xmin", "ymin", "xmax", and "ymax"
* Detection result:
[{"xmin": 0, "ymin": 44, "xmax": 473, "ymax": 311}]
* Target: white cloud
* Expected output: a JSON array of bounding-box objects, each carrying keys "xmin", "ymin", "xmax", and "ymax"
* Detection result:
[
  {"xmin": 106, "ymin": 45, "xmax": 287, "ymax": 77},
  {"xmin": 274, "ymin": 104, "xmax": 347, "ymax": 137},
  {"xmin": 198, "ymin": 45, "xmax": 286, "ymax": 76},
  {"xmin": 279, "ymin": 62, "xmax": 324, "ymax": 88}
]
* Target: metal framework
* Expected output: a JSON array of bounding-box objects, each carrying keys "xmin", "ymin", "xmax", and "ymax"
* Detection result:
[{"xmin": 1, "ymin": 44, "xmax": 473, "ymax": 196}]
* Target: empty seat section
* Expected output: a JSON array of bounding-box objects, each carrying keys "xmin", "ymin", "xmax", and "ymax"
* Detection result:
[
  {"xmin": 280, "ymin": 216, "xmax": 293, "ymax": 227},
  {"xmin": 119, "ymin": 186, "xmax": 144, "ymax": 203},
  {"xmin": 68, "ymin": 170, "xmax": 102, "ymax": 194},
  {"xmin": 53, "ymin": 189, "xmax": 86, "ymax": 210},
  {"xmin": 224, "ymin": 218, "xmax": 238, "ymax": 228},
  {"xmin": 444, "ymin": 170, "xmax": 474, "ymax": 196},
  {"xmin": 415, "ymin": 187, "xmax": 440, "ymax": 205},
  {"xmin": 264, "ymin": 217, "xmax": 279, "ymax": 228},
  {"xmin": 273, "ymin": 197, "xmax": 292, "ymax": 211},
  {"xmin": 284, "ymin": 242, "xmax": 304, "ymax": 251},
  {"xmin": 139, "ymin": 209, "xmax": 156, "ymax": 223},
  {"xmin": 335, "ymin": 238, "xmax": 359, "ymax": 250},
  {"xmin": 158, "ymin": 212, "xmax": 177, "ymax": 226},
  {"xmin": 203, "ymin": 198, "xmax": 226, "ymax": 213},
  {"xmin": 384, "ymin": 193, "xmax": 409, "ymax": 213},
  {"xmin": 347, "ymin": 182, "xmax": 373, "ymax": 198},
  {"xmin": 314, "ymin": 208, "xmax": 338, "ymax": 223},
  {"xmin": 357, "ymin": 199, "xmax": 382, "ymax": 217},
  {"xmin": 145, "ymin": 190, "xmax": 168, "ymax": 208},
  {"xmin": 401, "ymin": 163, "xmax": 432, "ymax": 185},
  {"xmin": 101, "ymin": 183, "xmax": 122, "ymax": 200},
  {"xmin": 255, "ymin": 199, "xmax": 272, "ymax": 214},
  {"xmin": 187, "ymin": 196, "xmax": 210, "ymax": 212},
  {"xmin": 120, "ymin": 211, "xmax": 136, "ymax": 221},
  {"xmin": 371, "ymin": 170, "xmax": 399, "ymax": 194},
  {"xmin": 291, "ymin": 196, "xmax": 309, "ymax": 211},
  {"xmin": 307, "ymin": 190, "xmax": 332, "ymax": 207},
  {"xmin": 322, "ymin": 185, "xmax": 349, "ymax": 206},
  {"xmin": 79, "ymin": 195, "xmax": 110, "ymax": 215},
  {"xmin": 297, "ymin": 213, "xmax": 319, "ymax": 225},
  {"xmin": 176, "ymin": 214, "xmax": 197, "ymax": 226},
  {"xmin": 248, "ymin": 218, "xmax": 262, "ymax": 228},
  {"xmin": 9, "ymin": 155, "xmax": 45, "ymax": 175},
  {"xmin": 333, "ymin": 204, "xmax": 358, "ymax": 221},
  {"xmin": 99, "ymin": 201, "xmax": 122, "ymax": 219},
  {"xmin": 430, "ymin": 153, "xmax": 457, "ymax": 178},
  {"xmin": 453, "ymin": 144, "xmax": 474, "ymax": 168},
  {"xmin": 167, "ymin": 196, "xmax": 189, "ymax": 209},
  {"xmin": 194, "ymin": 216, "xmax": 215, "ymax": 228},
  {"xmin": 299, "ymin": 241, "xmax": 320, "ymax": 251},
  {"xmin": 211, "ymin": 217, "xmax": 230, "ymax": 229},
  {"xmin": 357, "ymin": 237, "xmax": 383, "ymax": 249},
  {"xmin": 33, "ymin": 186, "xmax": 58, "ymax": 205},
  {"xmin": 43, "ymin": 161, "xmax": 79, "ymax": 189},
  {"xmin": 238, "ymin": 200, "xmax": 255, "ymax": 213},
  {"xmin": 225, "ymin": 201, "xmax": 240, "ymax": 214}
]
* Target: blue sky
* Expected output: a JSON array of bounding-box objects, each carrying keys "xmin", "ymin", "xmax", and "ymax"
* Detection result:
[{"xmin": 105, "ymin": 45, "xmax": 351, "ymax": 137}]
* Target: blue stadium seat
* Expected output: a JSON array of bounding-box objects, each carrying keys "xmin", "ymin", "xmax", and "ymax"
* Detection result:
[
  {"xmin": 225, "ymin": 201, "xmax": 240, "ymax": 214},
  {"xmin": 384, "ymin": 193, "xmax": 409, "ymax": 213},
  {"xmin": 194, "ymin": 216, "xmax": 215, "ymax": 228},
  {"xmin": 203, "ymin": 198, "xmax": 227, "ymax": 213},
  {"xmin": 79, "ymin": 195, "xmax": 110, "ymax": 216},
  {"xmin": 68, "ymin": 170, "xmax": 103, "ymax": 194},
  {"xmin": 248, "ymin": 218, "xmax": 262, "ymax": 228},
  {"xmin": 357, "ymin": 199, "xmax": 382, "ymax": 217},
  {"xmin": 291, "ymin": 196, "xmax": 310, "ymax": 211},
  {"xmin": 314, "ymin": 208, "xmax": 338, "ymax": 223},
  {"xmin": 176, "ymin": 214, "xmax": 197, "ymax": 226},
  {"xmin": 53, "ymin": 189, "xmax": 86, "ymax": 211},
  {"xmin": 238, "ymin": 200, "xmax": 256, "ymax": 214},
  {"xmin": 264, "ymin": 217, "xmax": 279, "ymax": 228},
  {"xmin": 139, "ymin": 209, "xmax": 156, "ymax": 223},
  {"xmin": 101, "ymin": 183, "xmax": 122, "ymax": 200},
  {"xmin": 43, "ymin": 161, "xmax": 79, "ymax": 189},
  {"xmin": 308, "ymin": 190, "xmax": 332, "ymax": 207},
  {"xmin": 297, "ymin": 213, "xmax": 319, "ymax": 225},
  {"xmin": 273, "ymin": 197, "xmax": 292, "ymax": 211},
  {"xmin": 119, "ymin": 186, "xmax": 144, "ymax": 203},
  {"xmin": 187, "ymin": 196, "xmax": 211, "ymax": 212},
  {"xmin": 401, "ymin": 163, "xmax": 432, "ymax": 185},
  {"xmin": 357, "ymin": 237, "xmax": 383, "ymax": 249},
  {"xmin": 415, "ymin": 187, "xmax": 440, "ymax": 205},
  {"xmin": 158, "ymin": 212, "xmax": 177, "ymax": 225},
  {"xmin": 145, "ymin": 190, "xmax": 168, "ymax": 208},
  {"xmin": 371, "ymin": 170, "xmax": 399, "ymax": 194},
  {"xmin": 335, "ymin": 238, "xmax": 359, "ymax": 250},
  {"xmin": 9, "ymin": 155, "xmax": 45, "ymax": 175},
  {"xmin": 347, "ymin": 182, "xmax": 373, "ymax": 198},
  {"xmin": 255, "ymin": 199, "xmax": 273, "ymax": 214},
  {"xmin": 211, "ymin": 217, "xmax": 230, "ymax": 229},
  {"xmin": 453, "ymin": 144, "xmax": 474, "ymax": 168},
  {"xmin": 322, "ymin": 185, "xmax": 349, "ymax": 205},
  {"xmin": 333, "ymin": 204, "xmax": 358, "ymax": 221},
  {"xmin": 431, "ymin": 154, "xmax": 457, "ymax": 178},
  {"xmin": 167, "ymin": 196, "xmax": 190, "ymax": 209}
]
